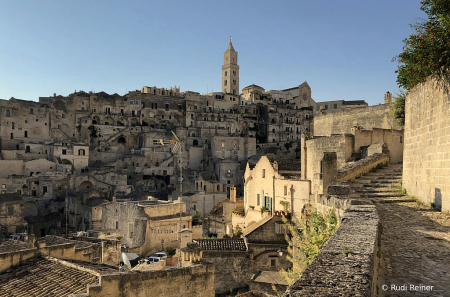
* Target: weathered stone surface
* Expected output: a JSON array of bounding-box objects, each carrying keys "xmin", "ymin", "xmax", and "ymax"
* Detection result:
[
  {"xmin": 377, "ymin": 202, "xmax": 450, "ymax": 296},
  {"xmin": 327, "ymin": 182, "xmax": 350, "ymax": 196},
  {"xmin": 284, "ymin": 205, "xmax": 380, "ymax": 297},
  {"xmin": 403, "ymin": 76, "xmax": 450, "ymax": 212}
]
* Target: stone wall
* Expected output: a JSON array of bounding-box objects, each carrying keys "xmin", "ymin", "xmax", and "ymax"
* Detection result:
[
  {"xmin": 403, "ymin": 76, "xmax": 450, "ymax": 212},
  {"xmin": 306, "ymin": 134, "xmax": 354, "ymax": 174},
  {"xmin": 0, "ymin": 238, "xmax": 119, "ymax": 273},
  {"xmin": 85, "ymin": 263, "xmax": 215, "ymax": 297},
  {"xmin": 313, "ymin": 103, "xmax": 401, "ymax": 136},
  {"xmin": 202, "ymin": 250, "xmax": 253, "ymax": 295},
  {"xmin": 336, "ymin": 153, "xmax": 390, "ymax": 182},
  {"xmin": 283, "ymin": 205, "xmax": 380, "ymax": 296}
]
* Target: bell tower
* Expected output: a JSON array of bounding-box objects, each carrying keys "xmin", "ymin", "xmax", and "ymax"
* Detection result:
[{"xmin": 222, "ymin": 37, "xmax": 239, "ymax": 95}]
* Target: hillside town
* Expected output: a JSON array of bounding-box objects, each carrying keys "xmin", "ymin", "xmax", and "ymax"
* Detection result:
[{"xmin": 0, "ymin": 37, "xmax": 448, "ymax": 297}]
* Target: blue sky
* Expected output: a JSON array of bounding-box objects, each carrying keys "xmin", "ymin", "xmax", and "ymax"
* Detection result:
[{"xmin": 0, "ymin": 1, "xmax": 426, "ymax": 105}]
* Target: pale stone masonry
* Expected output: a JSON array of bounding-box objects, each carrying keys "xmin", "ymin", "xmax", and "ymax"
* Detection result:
[{"xmin": 403, "ymin": 76, "xmax": 450, "ymax": 212}]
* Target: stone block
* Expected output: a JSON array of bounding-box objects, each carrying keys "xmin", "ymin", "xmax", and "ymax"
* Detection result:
[{"xmin": 327, "ymin": 182, "xmax": 350, "ymax": 196}]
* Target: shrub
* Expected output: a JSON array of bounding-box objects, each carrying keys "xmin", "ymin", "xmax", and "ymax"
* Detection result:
[
  {"xmin": 164, "ymin": 247, "xmax": 176, "ymax": 258},
  {"xmin": 279, "ymin": 207, "xmax": 338, "ymax": 285}
]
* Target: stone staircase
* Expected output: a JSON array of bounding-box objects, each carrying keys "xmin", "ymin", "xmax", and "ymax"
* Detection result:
[{"xmin": 348, "ymin": 163, "xmax": 414, "ymax": 203}]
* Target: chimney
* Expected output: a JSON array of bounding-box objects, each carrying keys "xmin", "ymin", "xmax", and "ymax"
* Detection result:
[
  {"xmin": 53, "ymin": 93, "xmax": 56, "ymax": 97},
  {"xmin": 230, "ymin": 186, "xmax": 237, "ymax": 202},
  {"xmin": 384, "ymin": 91, "xmax": 392, "ymax": 104}
]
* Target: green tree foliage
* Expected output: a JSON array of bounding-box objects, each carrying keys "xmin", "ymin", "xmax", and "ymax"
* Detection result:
[
  {"xmin": 164, "ymin": 247, "xmax": 177, "ymax": 258},
  {"xmin": 280, "ymin": 208, "xmax": 339, "ymax": 285},
  {"xmin": 393, "ymin": 0, "xmax": 450, "ymax": 91},
  {"xmin": 390, "ymin": 90, "xmax": 406, "ymax": 126},
  {"xmin": 192, "ymin": 209, "xmax": 201, "ymax": 220}
]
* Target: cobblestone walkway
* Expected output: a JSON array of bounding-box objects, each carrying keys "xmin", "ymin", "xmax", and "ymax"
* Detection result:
[
  {"xmin": 377, "ymin": 202, "xmax": 450, "ymax": 297},
  {"xmin": 348, "ymin": 164, "xmax": 450, "ymax": 296}
]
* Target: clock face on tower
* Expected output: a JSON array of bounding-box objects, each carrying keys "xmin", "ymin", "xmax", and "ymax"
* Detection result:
[{"xmin": 303, "ymin": 93, "xmax": 307, "ymax": 101}]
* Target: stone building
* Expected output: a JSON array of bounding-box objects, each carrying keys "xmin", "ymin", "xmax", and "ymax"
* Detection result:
[
  {"xmin": 222, "ymin": 38, "xmax": 240, "ymax": 95},
  {"xmin": 101, "ymin": 199, "xmax": 191, "ymax": 255},
  {"xmin": 0, "ymin": 193, "xmax": 27, "ymax": 233},
  {"xmin": 235, "ymin": 156, "xmax": 310, "ymax": 231}
]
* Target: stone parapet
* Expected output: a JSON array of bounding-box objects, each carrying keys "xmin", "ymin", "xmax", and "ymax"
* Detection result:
[
  {"xmin": 337, "ymin": 153, "xmax": 389, "ymax": 182},
  {"xmin": 283, "ymin": 204, "xmax": 380, "ymax": 297}
]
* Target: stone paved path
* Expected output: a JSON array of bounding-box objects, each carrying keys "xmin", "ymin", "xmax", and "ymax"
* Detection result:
[
  {"xmin": 348, "ymin": 164, "xmax": 450, "ymax": 296},
  {"xmin": 377, "ymin": 202, "xmax": 450, "ymax": 297}
]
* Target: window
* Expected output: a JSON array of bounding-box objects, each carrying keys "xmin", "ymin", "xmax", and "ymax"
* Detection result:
[
  {"xmin": 24, "ymin": 131, "xmax": 28, "ymax": 137},
  {"xmin": 81, "ymin": 107, "xmax": 84, "ymax": 111},
  {"xmin": 400, "ymin": 136, "xmax": 403, "ymax": 143},
  {"xmin": 316, "ymin": 105, "xmax": 320, "ymax": 111},
  {"xmin": 194, "ymin": 105, "xmax": 197, "ymax": 110},
  {"xmin": 165, "ymin": 104, "xmax": 169, "ymax": 111},
  {"xmin": 59, "ymin": 105, "xmax": 63, "ymax": 110},
  {"xmin": 30, "ymin": 108, "xmax": 33, "ymax": 114},
  {"xmin": 225, "ymin": 71, "xmax": 227, "ymax": 76},
  {"xmin": 135, "ymin": 99, "xmax": 139, "ymax": 105},
  {"xmin": 270, "ymin": 259, "xmax": 276, "ymax": 268},
  {"xmin": 334, "ymin": 103, "xmax": 338, "ymax": 109},
  {"xmin": 6, "ymin": 110, "xmax": 10, "ymax": 116},
  {"xmin": 106, "ymin": 107, "xmax": 111, "ymax": 114},
  {"xmin": 257, "ymin": 194, "xmax": 260, "ymax": 206},
  {"xmin": 78, "ymin": 149, "xmax": 85, "ymax": 155},
  {"xmin": 1, "ymin": 184, "xmax": 5, "ymax": 189},
  {"xmin": 10, "ymin": 133, "xmax": 13, "ymax": 139},
  {"xmin": 227, "ymin": 180, "xmax": 230, "ymax": 184},
  {"xmin": 44, "ymin": 113, "xmax": 46, "ymax": 117},
  {"xmin": 178, "ymin": 104, "xmax": 182, "ymax": 110},
  {"xmin": 324, "ymin": 104, "xmax": 328, "ymax": 110},
  {"xmin": 130, "ymin": 99, "xmax": 134, "ymax": 104},
  {"xmin": 8, "ymin": 206, "xmax": 13, "ymax": 216},
  {"xmin": 62, "ymin": 114, "xmax": 65, "ymax": 118},
  {"xmin": 262, "ymin": 169, "xmax": 266, "ymax": 178},
  {"xmin": 62, "ymin": 149, "xmax": 67, "ymax": 155},
  {"xmin": 116, "ymin": 221, "xmax": 119, "ymax": 229},
  {"xmin": 284, "ymin": 186, "xmax": 288, "ymax": 195},
  {"xmin": 43, "ymin": 186, "xmax": 47, "ymax": 194},
  {"xmin": 1, "ymin": 190, "xmax": 5, "ymax": 194}
]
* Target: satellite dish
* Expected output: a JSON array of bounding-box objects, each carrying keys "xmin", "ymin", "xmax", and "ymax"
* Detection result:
[{"xmin": 121, "ymin": 252, "xmax": 132, "ymax": 271}]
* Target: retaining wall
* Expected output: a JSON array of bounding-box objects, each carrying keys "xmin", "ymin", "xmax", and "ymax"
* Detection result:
[{"xmin": 284, "ymin": 204, "xmax": 380, "ymax": 296}]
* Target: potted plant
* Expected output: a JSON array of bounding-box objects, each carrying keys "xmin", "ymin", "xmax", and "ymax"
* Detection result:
[
  {"xmin": 234, "ymin": 229, "xmax": 243, "ymax": 238},
  {"xmin": 222, "ymin": 233, "xmax": 230, "ymax": 238},
  {"xmin": 249, "ymin": 205, "xmax": 255, "ymax": 210},
  {"xmin": 260, "ymin": 206, "xmax": 270, "ymax": 214},
  {"xmin": 164, "ymin": 247, "xmax": 177, "ymax": 266}
]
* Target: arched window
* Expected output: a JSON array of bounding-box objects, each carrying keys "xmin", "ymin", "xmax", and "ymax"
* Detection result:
[
  {"xmin": 225, "ymin": 71, "xmax": 227, "ymax": 76},
  {"xmin": 26, "ymin": 146, "xmax": 30, "ymax": 153}
]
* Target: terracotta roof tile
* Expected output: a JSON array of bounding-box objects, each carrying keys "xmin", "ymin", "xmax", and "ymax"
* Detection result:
[{"xmin": 194, "ymin": 238, "xmax": 246, "ymax": 251}]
